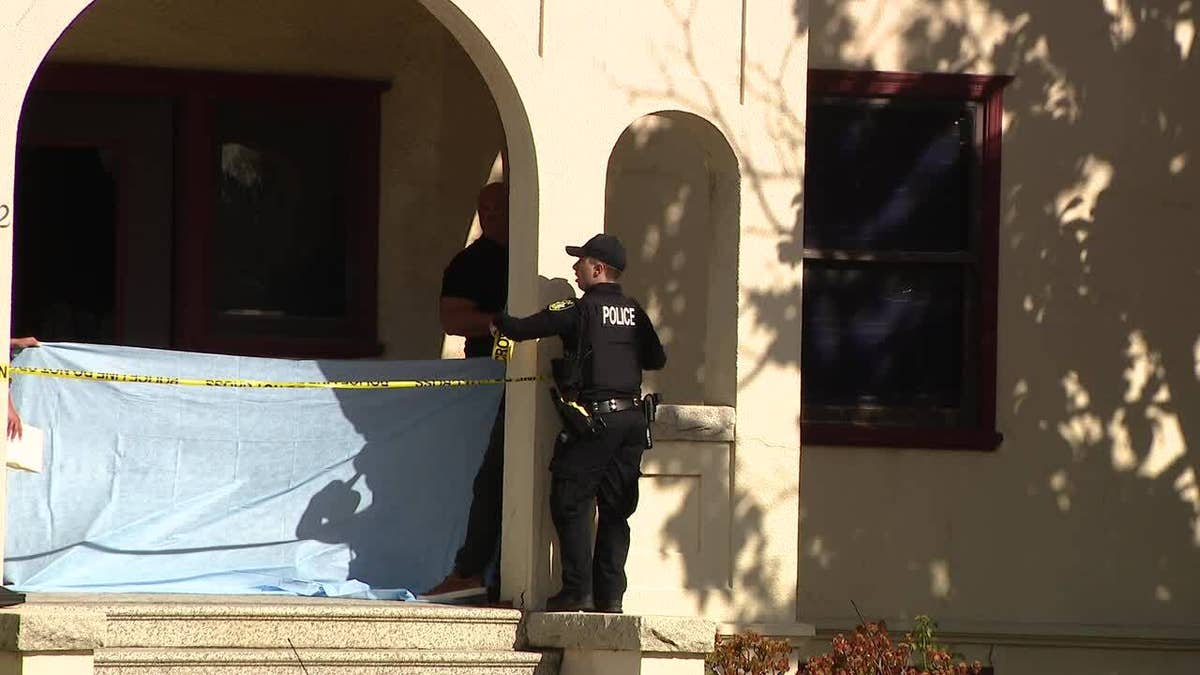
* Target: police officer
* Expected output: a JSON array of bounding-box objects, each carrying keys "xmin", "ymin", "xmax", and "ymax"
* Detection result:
[{"xmin": 491, "ymin": 233, "xmax": 665, "ymax": 612}]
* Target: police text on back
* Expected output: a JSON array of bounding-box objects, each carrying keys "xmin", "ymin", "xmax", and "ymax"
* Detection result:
[{"xmin": 602, "ymin": 305, "xmax": 636, "ymax": 327}]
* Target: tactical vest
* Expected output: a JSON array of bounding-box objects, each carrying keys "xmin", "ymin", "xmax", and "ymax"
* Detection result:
[{"xmin": 575, "ymin": 287, "xmax": 644, "ymax": 402}]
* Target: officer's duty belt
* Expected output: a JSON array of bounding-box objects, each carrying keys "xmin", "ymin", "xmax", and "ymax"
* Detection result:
[{"xmin": 586, "ymin": 398, "xmax": 642, "ymax": 415}]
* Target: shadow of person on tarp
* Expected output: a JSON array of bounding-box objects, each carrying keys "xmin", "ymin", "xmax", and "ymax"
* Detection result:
[
  {"xmin": 296, "ymin": 275, "xmax": 577, "ymax": 598},
  {"xmin": 293, "ymin": 451, "xmax": 398, "ymax": 589},
  {"xmin": 295, "ymin": 472, "xmax": 363, "ymax": 544},
  {"xmin": 296, "ymin": 354, "xmax": 510, "ymax": 596}
]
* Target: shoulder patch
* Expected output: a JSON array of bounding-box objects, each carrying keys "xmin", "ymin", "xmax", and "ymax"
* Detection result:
[{"xmin": 548, "ymin": 299, "xmax": 576, "ymax": 312}]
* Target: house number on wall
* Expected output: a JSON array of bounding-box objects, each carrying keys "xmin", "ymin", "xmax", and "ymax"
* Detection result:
[{"xmin": 0, "ymin": 204, "xmax": 9, "ymax": 228}]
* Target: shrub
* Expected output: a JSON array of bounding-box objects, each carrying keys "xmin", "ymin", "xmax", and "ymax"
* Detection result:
[{"xmin": 799, "ymin": 616, "xmax": 984, "ymax": 675}]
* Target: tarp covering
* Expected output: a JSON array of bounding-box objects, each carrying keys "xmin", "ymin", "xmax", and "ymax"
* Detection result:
[{"xmin": 4, "ymin": 343, "xmax": 504, "ymax": 598}]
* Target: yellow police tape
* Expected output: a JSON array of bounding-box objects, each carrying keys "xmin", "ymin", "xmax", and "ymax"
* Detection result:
[
  {"xmin": 491, "ymin": 333, "xmax": 513, "ymax": 362},
  {"xmin": 0, "ymin": 365, "xmax": 537, "ymax": 390}
]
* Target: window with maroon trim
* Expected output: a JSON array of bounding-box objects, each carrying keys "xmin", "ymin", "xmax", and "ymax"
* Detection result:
[
  {"xmin": 801, "ymin": 70, "xmax": 1010, "ymax": 450},
  {"xmin": 27, "ymin": 64, "xmax": 385, "ymax": 359}
]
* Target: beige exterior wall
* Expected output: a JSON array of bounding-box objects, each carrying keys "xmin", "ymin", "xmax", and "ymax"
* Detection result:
[
  {"xmin": 508, "ymin": 0, "xmax": 805, "ymax": 624},
  {"xmin": 801, "ymin": 0, "xmax": 1200, "ymax": 671}
]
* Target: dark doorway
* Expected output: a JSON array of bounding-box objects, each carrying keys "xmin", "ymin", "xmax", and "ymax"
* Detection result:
[{"xmin": 13, "ymin": 146, "xmax": 117, "ymax": 343}]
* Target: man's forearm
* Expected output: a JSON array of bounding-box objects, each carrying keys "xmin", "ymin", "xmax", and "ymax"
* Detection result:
[
  {"xmin": 440, "ymin": 296, "xmax": 497, "ymax": 337},
  {"xmin": 441, "ymin": 305, "xmax": 496, "ymax": 337},
  {"xmin": 494, "ymin": 310, "xmax": 563, "ymax": 341}
]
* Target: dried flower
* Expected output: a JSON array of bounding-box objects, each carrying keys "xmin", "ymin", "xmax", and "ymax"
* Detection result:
[{"xmin": 707, "ymin": 631, "xmax": 793, "ymax": 675}]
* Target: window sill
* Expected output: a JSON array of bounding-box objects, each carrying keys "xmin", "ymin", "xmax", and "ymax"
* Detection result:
[
  {"xmin": 184, "ymin": 336, "xmax": 384, "ymax": 360},
  {"xmin": 802, "ymin": 423, "xmax": 1003, "ymax": 451}
]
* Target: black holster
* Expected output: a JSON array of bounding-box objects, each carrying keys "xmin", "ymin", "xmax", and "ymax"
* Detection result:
[
  {"xmin": 641, "ymin": 393, "xmax": 660, "ymax": 449},
  {"xmin": 549, "ymin": 386, "xmax": 605, "ymax": 442}
]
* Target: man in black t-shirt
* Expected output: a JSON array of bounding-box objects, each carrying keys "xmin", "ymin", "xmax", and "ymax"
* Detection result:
[
  {"xmin": 423, "ymin": 182, "xmax": 509, "ymax": 602},
  {"xmin": 439, "ymin": 184, "xmax": 509, "ymax": 358}
]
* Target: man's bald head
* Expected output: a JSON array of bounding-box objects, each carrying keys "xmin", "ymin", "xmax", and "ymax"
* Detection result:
[{"xmin": 478, "ymin": 182, "xmax": 509, "ymax": 245}]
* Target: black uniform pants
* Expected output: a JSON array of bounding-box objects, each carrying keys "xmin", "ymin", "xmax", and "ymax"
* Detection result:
[
  {"xmin": 453, "ymin": 398, "xmax": 504, "ymax": 580},
  {"xmin": 549, "ymin": 408, "xmax": 646, "ymax": 605}
]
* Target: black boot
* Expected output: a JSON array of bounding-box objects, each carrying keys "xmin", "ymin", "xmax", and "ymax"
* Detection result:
[{"xmin": 544, "ymin": 592, "xmax": 594, "ymax": 612}]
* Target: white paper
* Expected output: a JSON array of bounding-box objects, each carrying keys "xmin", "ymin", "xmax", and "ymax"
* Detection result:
[{"xmin": 6, "ymin": 424, "xmax": 43, "ymax": 473}]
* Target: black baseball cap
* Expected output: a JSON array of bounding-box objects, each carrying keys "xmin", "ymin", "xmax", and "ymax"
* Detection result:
[{"xmin": 566, "ymin": 233, "xmax": 627, "ymax": 271}]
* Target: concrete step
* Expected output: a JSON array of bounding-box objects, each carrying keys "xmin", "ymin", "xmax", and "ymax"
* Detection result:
[
  {"xmin": 29, "ymin": 594, "xmax": 525, "ymax": 650},
  {"xmin": 95, "ymin": 647, "xmax": 561, "ymax": 675}
]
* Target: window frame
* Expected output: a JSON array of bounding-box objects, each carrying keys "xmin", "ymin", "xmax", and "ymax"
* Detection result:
[
  {"xmin": 29, "ymin": 63, "xmax": 387, "ymax": 359},
  {"xmin": 802, "ymin": 69, "xmax": 1011, "ymax": 451}
]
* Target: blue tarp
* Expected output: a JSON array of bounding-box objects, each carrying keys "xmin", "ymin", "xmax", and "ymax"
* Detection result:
[{"xmin": 4, "ymin": 343, "xmax": 503, "ymax": 598}]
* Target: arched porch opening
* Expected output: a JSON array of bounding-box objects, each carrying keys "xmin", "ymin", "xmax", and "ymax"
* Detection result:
[
  {"xmin": 13, "ymin": 0, "xmax": 537, "ymax": 361},
  {"xmin": 604, "ymin": 110, "xmax": 739, "ymax": 407},
  {"xmin": 3, "ymin": 0, "xmax": 538, "ymax": 602}
]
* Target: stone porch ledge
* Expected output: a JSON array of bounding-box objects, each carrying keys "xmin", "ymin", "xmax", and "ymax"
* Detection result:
[
  {"xmin": 525, "ymin": 612, "xmax": 715, "ymax": 675},
  {"xmin": 0, "ymin": 605, "xmax": 106, "ymax": 653},
  {"xmin": 653, "ymin": 404, "xmax": 734, "ymax": 443},
  {"xmin": 0, "ymin": 605, "xmax": 106, "ymax": 675}
]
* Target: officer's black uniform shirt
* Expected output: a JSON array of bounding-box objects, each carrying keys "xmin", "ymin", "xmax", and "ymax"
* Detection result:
[
  {"xmin": 495, "ymin": 283, "xmax": 666, "ymax": 402},
  {"xmin": 440, "ymin": 236, "xmax": 508, "ymax": 358}
]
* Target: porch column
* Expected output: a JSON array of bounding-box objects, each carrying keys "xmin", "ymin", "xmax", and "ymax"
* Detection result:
[
  {"xmin": 500, "ymin": 129, "xmax": 612, "ymax": 608},
  {"xmin": 0, "ymin": 192, "xmax": 10, "ymax": 589},
  {"xmin": 0, "ymin": 26, "xmax": 20, "ymax": 592},
  {"xmin": 0, "ymin": 0, "xmax": 96, "ymax": 595}
]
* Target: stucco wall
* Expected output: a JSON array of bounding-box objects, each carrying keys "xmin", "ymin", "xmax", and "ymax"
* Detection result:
[
  {"xmin": 520, "ymin": 0, "xmax": 806, "ymax": 623},
  {"xmin": 2, "ymin": 0, "xmax": 810, "ymax": 627},
  {"xmin": 802, "ymin": 0, "xmax": 1200, "ymax": 669}
]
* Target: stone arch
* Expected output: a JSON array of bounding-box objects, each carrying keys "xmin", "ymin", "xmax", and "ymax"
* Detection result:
[
  {"xmin": 414, "ymin": 0, "xmax": 539, "ymax": 311},
  {"xmin": 603, "ymin": 110, "xmax": 739, "ymax": 406},
  {"xmin": 4, "ymin": 0, "xmax": 538, "ymax": 352}
]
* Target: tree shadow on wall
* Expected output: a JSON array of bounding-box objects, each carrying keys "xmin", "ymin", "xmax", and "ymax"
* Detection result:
[
  {"xmin": 607, "ymin": 0, "xmax": 1199, "ymax": 630},
  {"xmin": 602, "ymin": 0, "xmax": 802, "ymax": 621}
]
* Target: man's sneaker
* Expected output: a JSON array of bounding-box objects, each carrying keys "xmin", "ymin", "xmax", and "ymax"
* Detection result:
[
  {"xmin": 594, "ymin": 602, "xmax": 623, "ymax": 614},
  {"xmin": 419, "ymin": 571, "xmax": 487, "ymax": 603},
  {"xmin": 544, "ymin": 592, "xmax": 594, "ymax": 612}
]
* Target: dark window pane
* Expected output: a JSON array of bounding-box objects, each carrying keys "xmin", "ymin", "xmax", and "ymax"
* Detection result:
[
  {"xmin": 213, "ymin": 103, "xmax": 347, "ymax": 321},
  {"xmin": 804, "ymin": 98, "xmax": 975, "ymax": 252},
  {"xmin": 802, "ymin": 261, "xmax": 965, "ymax": 426}
]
